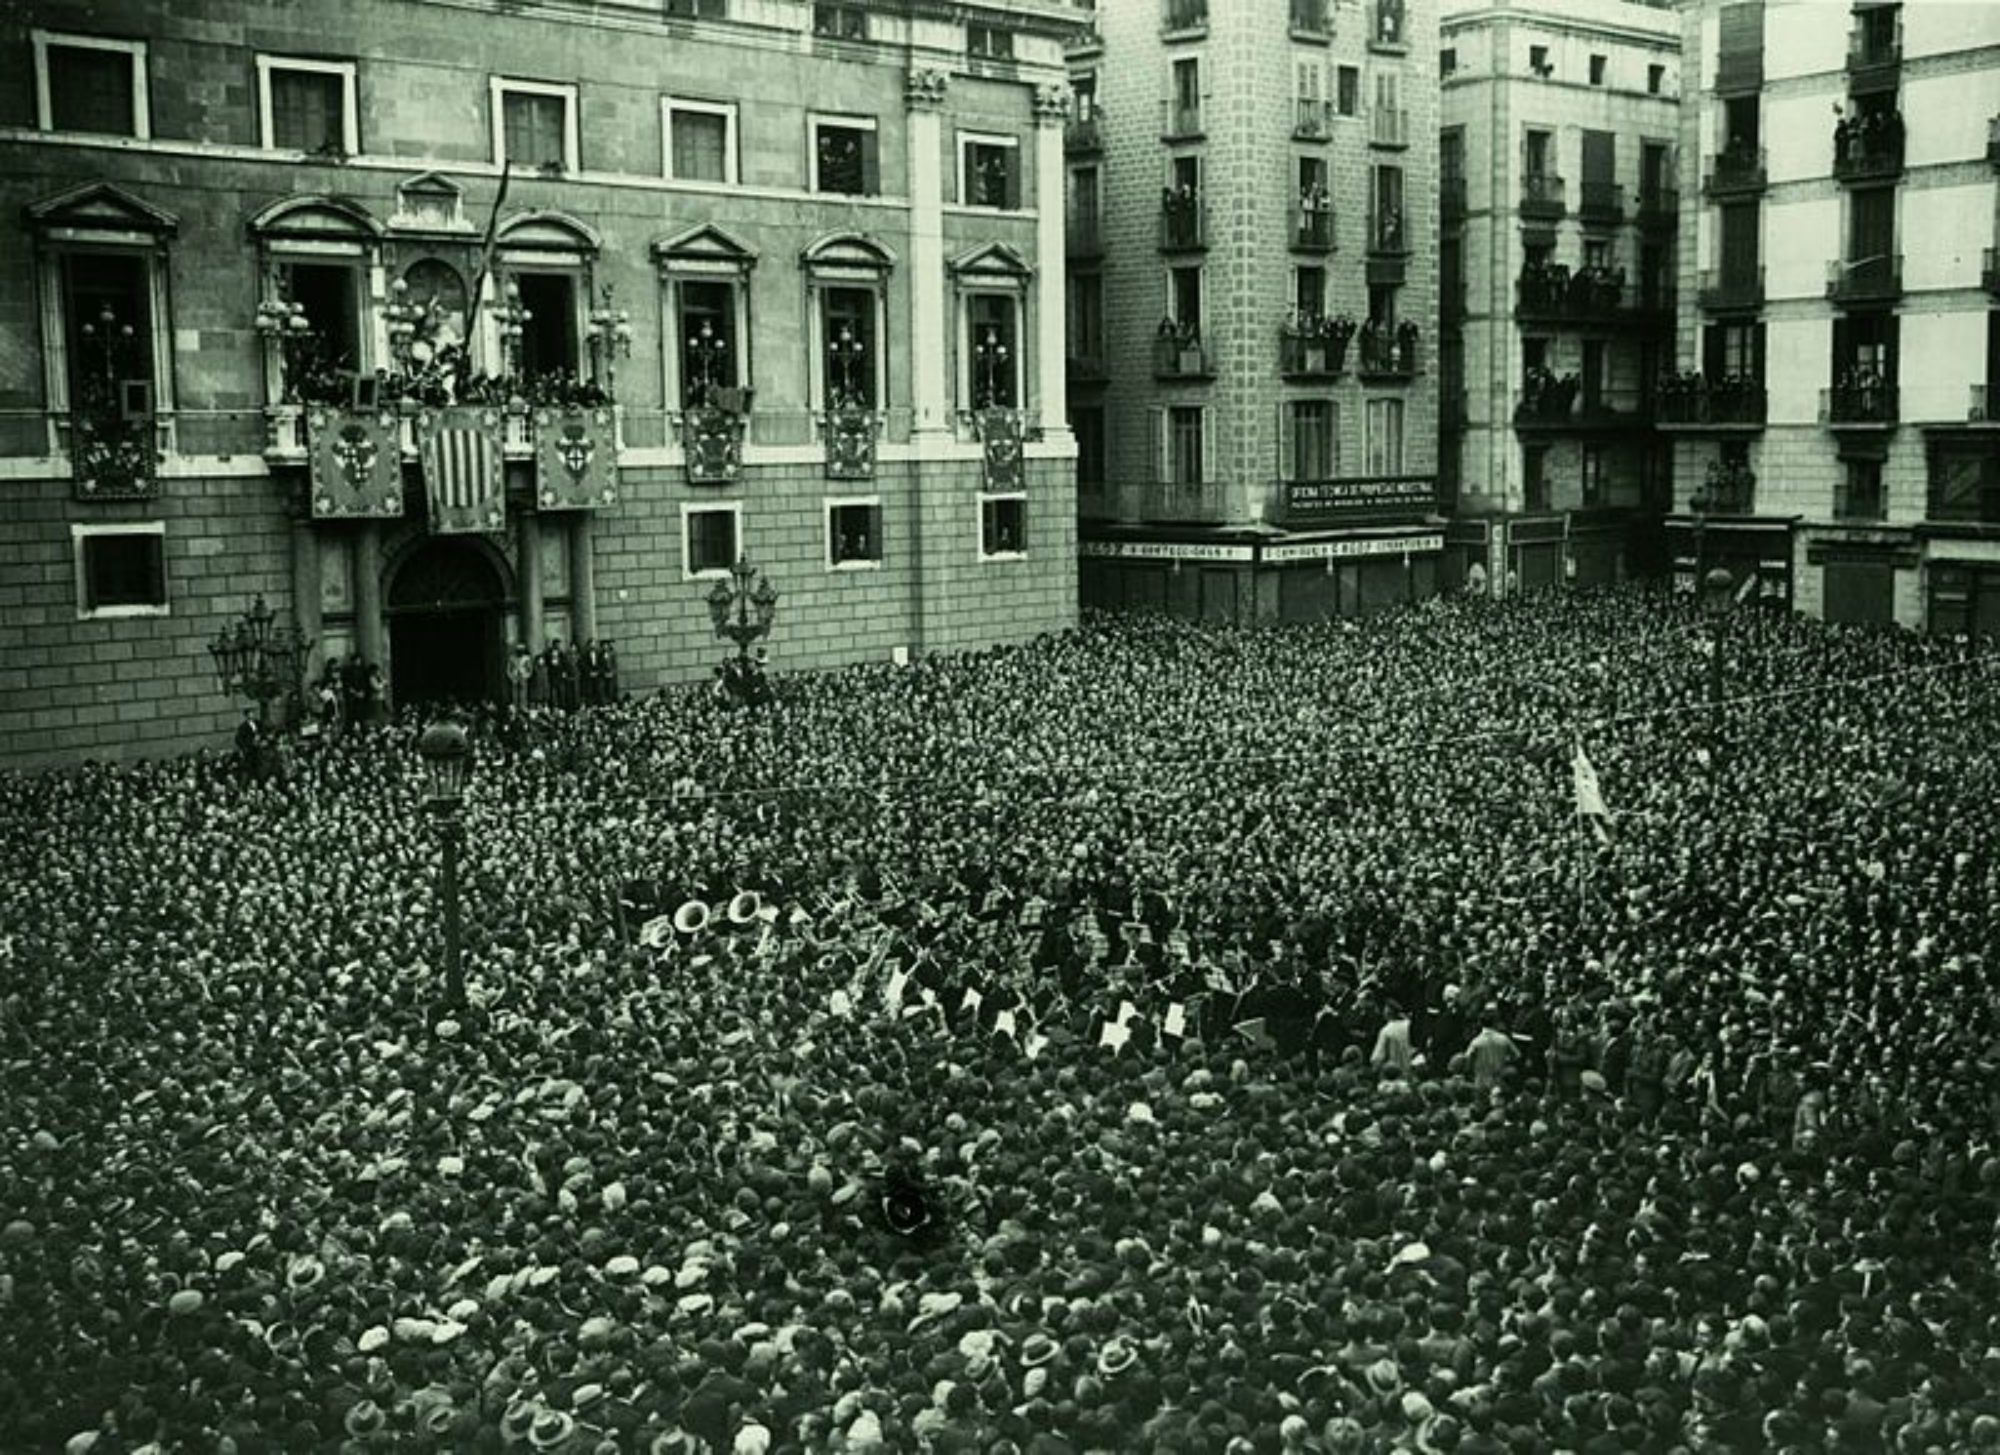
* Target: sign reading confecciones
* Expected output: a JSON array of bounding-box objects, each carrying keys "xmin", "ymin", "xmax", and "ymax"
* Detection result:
[
  {"xmin": 1280, "ymin": 475, "xmax": 1437, "ymax": 524},
  {"xmin": 1078, "ymin": 534, "xmax": 1443, "ymax": 564}
]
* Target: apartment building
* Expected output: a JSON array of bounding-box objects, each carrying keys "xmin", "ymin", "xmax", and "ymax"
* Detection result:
[
  {"xmin": 0, "ymin": 0, "xmax": 1085, "ymax": 766},
  {"xmin": 1067, "ymin": 0, "xmax": 1443, "ymax": 622},
  {"xmin": 1438, "ymin": 0, "xmax": 1681, "ymax": 593},
  {"xmin": 1669, "ymin": 0, "xmax": 2000, "ymax": 631}
]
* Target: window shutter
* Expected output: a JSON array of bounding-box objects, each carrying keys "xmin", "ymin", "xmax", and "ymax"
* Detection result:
[
  {"xmin": 1007, "ymin": 151, "xmax": 1023, "ymax": 212},
  {"xmin": 1752, "ymin": 322, "xmax": 1767, "ymax": 382},
  {"xmin": 1152, "ymin": 406, "xmax": 1168, "ymax": 484},
  {"xmin": 1200, "ymin": 408, "xmax": 1215, "ymax": 484},
  {"xmin": 860, "ymin": 131, "xmax": 880, "ymax": 194},
  {"xmin": 1278, "ymin": 401, "xmax": 1296, "ymax": 483},
  {"xmin": 1702, "ymin": 326, "xmax": 1724, "ymax": 379}
]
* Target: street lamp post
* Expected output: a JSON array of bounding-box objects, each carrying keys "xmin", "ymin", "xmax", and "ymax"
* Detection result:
[
  {"xmin": 706, "ymin": 556, "xmax": 780, "ymax": 707},
  {"xmin": 686, "ymin": 319, "xmax": 728, "ymax": 409},
  {"xmin": 973, "ymin": 328, "xmax": 1010, "ymax": 410},
  {"xmin": 417, "ymin": 720, "xmax": 472, "ymax": 1012},
  {"xmin": 586, "ymin": 285, "xmax": 634, "ymax": 391},
  {"xmin": 1701, "ymin": 565, "xmax": 1737, "ymax": 715},
  {"xmin": 828, "ymin": 325, "xmax": 867, "ymax": 410},
  {"xmin": 492, "ymin": 280, "xmax": 532, "ymax": 380},
  {"xmin": 209, "ymin": 594, "xmax": 311, "ymax": 730}
]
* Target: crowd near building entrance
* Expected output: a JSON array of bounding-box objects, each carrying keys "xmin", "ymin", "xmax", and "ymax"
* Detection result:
[{"xmin": 387, "ymin": 538, "xmax": 509, "ymax": 707}]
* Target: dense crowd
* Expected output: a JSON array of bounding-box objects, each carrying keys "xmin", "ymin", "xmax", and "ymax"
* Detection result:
[{"xmin": 5, "ymin": 586, "xmax": 2000, "ymax": 1455}]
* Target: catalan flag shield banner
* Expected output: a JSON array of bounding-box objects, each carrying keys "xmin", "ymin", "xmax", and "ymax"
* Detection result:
[
  {"xmin": 533, "ymin": 405, "xmax": 619, "ymax": 510},
  {"xmin": 418, "ymin": 407, "xmax": 506, "ymax": 534},
  {"xmin": 307, "ymin": 408, "xmax": 405, "ymax": 520},
  {"xmin": 1573, "ymin": 743, "xmax": 1612, "ymax": 844}
]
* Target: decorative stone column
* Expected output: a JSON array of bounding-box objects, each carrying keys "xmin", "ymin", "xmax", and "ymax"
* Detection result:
[
  {"xmin": 353, "ymin": 522, "xmax": 386, "ymax": 672},
  {"xmin": 906, "ymin": 68, "xmax": 951, "ymax": 442},
  {"xmin": 568, "ymin": 514, "xmax": 598, "ymax": 645},
  {"xmin": 1033, "ymin": 84, "xmax": 1071, "ymax": 440},
  {"xmin": 516, "ymin": 510, "xmax": 544, "ymax": 651},
  {"xmin": 291, "ymin": 519, "xmax": 322, "ymax": 682}
]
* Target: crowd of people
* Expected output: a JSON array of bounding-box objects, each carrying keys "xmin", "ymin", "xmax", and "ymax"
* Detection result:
[{"xmin": 4, "ymin": 585, "xmax": 2000, "ymax": 1454}]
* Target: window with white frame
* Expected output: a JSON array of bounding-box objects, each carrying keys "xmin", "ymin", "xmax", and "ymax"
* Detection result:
[
  {"xmin": 664, "ymin": 98, "xmax": 737, "ymax": 184},
  {"xmin": 513, "ymin": 271, "xmax": 583, "ymax": 379},
  {"xmin": 493, "ymin": 80, "xmax": 578, "ymax": 172},
  {"xmin": 963, "ymin": 293, "xmax": 1022, "ymax": 410},
  {"xmin": 1165, "ymin": 405, "xmax": 1206, "ymax": 485},
  {"xmin": 967, "ymin": 23, "xmax": 1015, "ymax": 60},
  {"xmin": 1287, "ymin": 400, "xmax": 1338, "ymax": 482},
  {"xmin": 812, "ymin": 115, "xmax": 880, "ymax": 196},
  {"xmin": 816, "ymin": 284, "xmax": 884, "ymax": 410},
  {"xmin": 827, "ymin": 497, "xmax": 884, "ymax": 567},
  {"xmin": 684, "ymin": 503, "xmax": 741, "ymax": 577},
  {"xmin": 73, "ymin": 522, "xmax": 167, "ymax": 618},
  {"xmin": 979, "ymin": 494, "xmax": 1027, "ymax": 558},
  {"xmin": 1169, "ymin": 265, "xmax": 1203, "ymax": 333},
  {"xmin": 1366, "ymin": 397, "xmax": 1405, "ymax": 474},
  {"xmin": 281, "ymin": 259, "xmax": 367, "ymax": 381},
  {"xmin": 257, "ymin": 57, "xmax": 358, "ymax": 155},
  {"xmin": 960, "ymin": 133, "xmax": 1022, "ymax": 210},
  {"xmin": 674, "ymin": 278, "xmax": 747, "ymax": 408},
  {"xmin": 34, "ymin": 31, "xmax": 149, "ymax": 139}
]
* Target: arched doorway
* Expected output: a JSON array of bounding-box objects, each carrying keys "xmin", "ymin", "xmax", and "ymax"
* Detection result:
[{"xmin": 387, "ymin": 538, "xmax": 508, "ymax": 708}]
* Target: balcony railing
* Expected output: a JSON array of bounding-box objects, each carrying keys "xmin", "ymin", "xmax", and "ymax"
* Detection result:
[
  {"xmin": 1579, "ymin": 181, "xmax": 1625, "ymax": 224},
  {"xmin": 1982, "ymin": 247, "xmax": 2000, "ymax": 298},
  {"xmin": 1821, "ymin": 383, "xmax": 1899, "ymax": 428},
  {"xmin": 1514, "ymin": 264, "xmax": 1632, "ymax": 321},
  {"xmin": 1366, "ymin": 208, "xmax": 1410, "ymax": 255},
  {"xmin": 1519, "ymin": 174, "xmax": 1566, "ymax": 220},
  {"xmin": 1704, "ymin": 145, "xmax": 1767, "ymax": 196},
  {"xmin": 1137, "ymin": 480, "xmax": 1230, "ymax": 523},
  {"xmin": 1159, "ymin": 195, "xmax": 1207, "ymax": 250},
  {"xmin": 1154, "ymin": 331, "xmax": 1216, "ymax": 380},
  {"xmin": 1697, "ymin": 265, "xmax": 1765, "ymax": 312},
  {"xmin": 1656, "ymin": 378, "xmax": 1767, "ymax": 429},
  {"xmin": 1162, "ymin": 100, "xmax": 1204, "ymax": 138},
  {"xmin": 1065, "ymin": 109, "xmax": 1104, "ymax": 153},
  {"xmin": 1513, "ymin": 382, "xmax": 1652, "ymax": 431},
  {"xmin": 1290, "ymin": 0, "xmax": 1331, "ymax": 37},
  {"xmin": 1279, "ymin": 320, "xmax": 1354, "ymax": 377},
  {"xmin": 1692, "ymin": 462, "xmax": 1757, "ymax": 515},
  {"xmin": 1826, "ymin": 254, "xmax": 1903, "ymax": 303},
  {"xmin": 1442, "ymin": 175, "xmax": 1468, "ymax": 224},
  {"xmin": 1637, "ymin": 186, "xmax": 1679, "ymax": 231},
  {"xmin": 1372, "ymin": 107, "xmax": 1409, "ymax": 148},
  {"xmin": 1356, "ymin": 323, "xmax": 1419, "ymax": 379},
  {"xmin": 1845, "ymin": 25, "xmax": 1901, "ymax": 89},
  {"xmin": 1832, "ymin": 118, "xmax": 1904, "ymax": 182},
  {"xmin": 1295, "ymin": 97, "xmax": 1334, "ymax": 139},
  {"xmin": 1294, "ymin": 201, "xmax": 1335, "ymax": 251},
  {"xmin": 1066, "ymin": 215, "xmax": 1104, "ymax": 257}
]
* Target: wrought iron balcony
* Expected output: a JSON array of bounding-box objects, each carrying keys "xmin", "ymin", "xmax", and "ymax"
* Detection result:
[
  {"xmin": 1366, "ymin": 207, "xmax": 1410, "ymax": 255},
  {"xmin": 1704, "ymin": 145, "xmax": 1767, "ymax": 197},
  {"xmin": 1821, "ymin": 383, "xmax": 1899, "ymax": 429},
  {"xmin": 1278, "ymin": 320, "xmax": 1353, "ymax": 378},
  {"xmin": 1826, "ymin": 254, "xmax": 1903, "ymax": 303},
  {"xmin": 1832, "ymin": 119, "xmax": 1904, "ymax": 182},
  {"xmin": 1065, "ymin": 109, "xmax": 1104, "ymax": 153},
  {"xmin": 1579, "ymin": 181, "xmax": 1625, "ymax": 224},
  {"xmin": 1691, "ymin": 460, "xmax": 1757, "ymax": 515},
  {"xmin": 1159, "ymin": 194, "xmax": 1207, "ymax": 251},
  {"xmin": 1161, "ymin": 99, "xmax": 1203, "ymax": 139},
  {"xmin": 1154, "ymin": 331, "xmax": 1216, "ymax": 380},
  {"xmin": 1845, "ymin": 24, "xmax": 1901, "ymax": 91},
  {"xmin": 1293, "ymin": 200, "xmax": 1335, "ymax": 252},
  {"xmin": 1519, "ymin": 174, "xmax": 1566, "ymax": 220},
  {"xmin": 1295, "ymin": 98, "xmax": 1334, "ymax": 140},
  {"xmin": 1356, "ymin": 323, "xmax": 1419, "ymax": 379},
  {"xmin": 1637, "ymin": 186, "xmax": 1679, "ymax": 231},
  {"xmin": 1290, "ymin": 0, "xmax": 1331, "ymax": 38},
  {"xmin": 1513, "ymin": 383, "xmax": 1651, "ymax": 433},
  {"xmin": 1697, "ymin": 265, "xmax": 1765, "ymax": 312},
  {"xmin": 1136, "ymin": 479, "xmax": 1231, "ymax": 524},
  {"xmin": 1656, "ymin": 378, "xmax": 1767, "ymax": 430}
]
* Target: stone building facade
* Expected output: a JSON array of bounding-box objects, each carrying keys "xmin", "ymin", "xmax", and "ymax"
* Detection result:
[
  {"xmin": 0, "ymin": 0, "xmax": 1084, "ymax": 768},
  {"xmin": 1669, "ymin": 0, "xmax": 2000, "ymax": 630},
  {"xmin": 1066, "ymin": 0, "xmax": 1444, "ymax": 623},
  {"xmin": 1438, "ymin": 0, "xmax": 1680, "ymax": 595}
]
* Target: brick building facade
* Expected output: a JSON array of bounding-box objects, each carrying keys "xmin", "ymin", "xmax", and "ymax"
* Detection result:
[
  {"xmin": 1669, "ymin": 0, "xmax": 2000, "ymax": 631},
  {"xmin": 1066, "ymin": 0, "xmax": 1443, "ymax": 622},
  {"xmin": 0, "ymin": 0, "xmax": 1085, "ymax": 768},
  {"xmin": 1438, "ymin": 0, "xmax": 1680, "ymax": 595}
]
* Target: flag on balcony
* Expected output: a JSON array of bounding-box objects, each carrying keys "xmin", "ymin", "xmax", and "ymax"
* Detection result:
[
  {"xmin": 418, "ymin": 407, "xmax": 506, "ymax": 534},
  {"xmin": 1572, "ymin": 743, "xmax": 1612, "ymax": 846},
  {"xmin": 975, "ymin": 407, "xmax": 1024, "ymax": 490},
  {"xmin": 533, "ymin": 405, "xmax": 619, "ymax": 510},
  {"xmin": 307, "ymin": 407, "xmax": 404, "ymax": 519}
]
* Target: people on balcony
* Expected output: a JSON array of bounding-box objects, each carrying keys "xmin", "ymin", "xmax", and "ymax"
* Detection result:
[
  {"xmin": 1834, "ymin": 104, "xmax": 1904, "ymax": 167},
  {"xmin": 1520, "ymin": 366, "xmax": 1580, "ymax": 420}
]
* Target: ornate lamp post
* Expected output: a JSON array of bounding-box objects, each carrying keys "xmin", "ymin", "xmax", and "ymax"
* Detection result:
[
  {"xmin": 974, "ymin": 328, "xmax": 1011, "ymax": 410},
  {"xmin": 492, "ymin": 279, "xmax": 532, "ymax": 379},
  {"xmin": 1700, "ymin": 565, "xmax": 1737, "ymax": 714},
  {"xmin": 586, "ymin": 285, "xmax": 634, "ymax": 391},
  {"xmin": 828, "ymin": 325, "xmax": 867, "ymax": 410},
  {"xmin": 417, "ymin": 720, "xmax": 472, "ymax": 1011},
  {"xmin": 686, "ymin": 319, "xmax": 729, "ymax": 409},
  {"xmin": 706, "ymin": 556, "xmax": 780, "ymax": 707},
  {"xmin": 209, "ymin": 595, "xmax": 311, "ymax": 729}
]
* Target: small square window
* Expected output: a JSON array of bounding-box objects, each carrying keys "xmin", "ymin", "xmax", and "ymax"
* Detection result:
[
  {"xmin": 1530, "ymin": 45, "xmax": 1551, "ymax": 76},
  {"xmin": 262, "ymin": 61, "xmax": 355, "ymax": 154},
  {"xmin": 37, "ymin": 33, "xmax": 147, "ymax": 138},
  {"xmin": 666, "ymin": 101, "xmax": 735, "ymax": 183},
  {"xmin": 1336, "ymin": 66, "xmax": 1360, "ymax": 117},
  {"xmin": 1441, "ymin": 48, "xmax": 1458, "ymax": 78},
  {"xmin": 1589, "ymin": 54, "xmax": 1607, "ymax": 86},
  {"xmin": 685, "ymin": 505, "xmax": 740, "ymax": 577},
  {"xmin": 74, "ymin": 525, "xmax": 167, "ymax": 618},
  {"xmin": 814, "ymin": 118, "xmax": 880, "ymax": 196},
  {"xmin": 1647, "ymin": 63, "xmax": 1666, "ymax": 95},
  {"xmin": 664, "ymin": 0, "xmax": 728, "ymax": 16},
  {"xmin": 496, "ymin": 82, "xmax": 576, "ymax": 172},
  {"xmin": 829, "ymin": 500, "xmax": 884, "ymax": 567},
  {"xmin": 980, "ymin": 496, "xmax": 1027, "ymax": 558},
  {"xmin": 968, "ymin": 24, "xmax": 1015, "ymax": 60},
  {"xmin": 962, "ymin": 137, "xmax": 1020, "ymax": 209},
  {"xmin": 814, "ymin": 4, "xmax": 868, "ymax": 39}
]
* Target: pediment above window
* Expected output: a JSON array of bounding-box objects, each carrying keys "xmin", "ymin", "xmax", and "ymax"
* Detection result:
[
  {"xmin": 389, "ymin": 171, "xmax": 473, "ymax": 235},
  {"xmin": 801, "ymin": 232, "xmax": 897, "ymax": 274},
  {"xmin": 247, "ymin": 195, "xmax": 384, "ymax": 242},
  {"xmin": 496, "ymin": 210, "xmax": 601, "ymax": 257},
  {"xmin": 652, "ymin": 223, "xmax": 760, "ymax": 272},
  {"xmin": 26, "ymin": 181, "xmax": 178, "ymax": 239},
  {"xmin": 948, "ymin": 241, "xmax": 1034, "ymax": 282}
]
